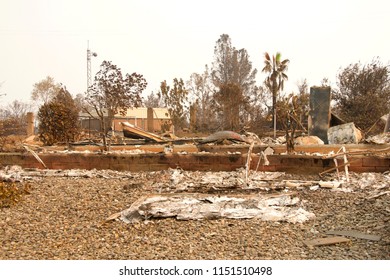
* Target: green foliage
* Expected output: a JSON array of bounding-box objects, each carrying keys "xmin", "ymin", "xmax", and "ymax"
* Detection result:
[
  {"xmin": 159, "ymin": 78, "xmax": 189, "ymax": 130},
  {"xmin": 333, "ymin": 58, "xmax": 390, "ymax": 132},
  {"xmin": 0, "ymin": 182, "xmax": 31, "ymax": 208},
  {"xmin": 262, "ymin": 52, "xmax": 290, "ymax": 104},
  {"xmin": 38, "ymin": 87, "xmax": 81, "ymax": 145},
  {"xmin": 262, "ymin": 52, "xmax": 290, "ymax": 137}
]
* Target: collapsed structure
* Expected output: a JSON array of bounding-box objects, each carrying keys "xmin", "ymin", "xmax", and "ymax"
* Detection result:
[
  {"xmin": 308, "ymin": 86, "xmax": 363, "ymax": 144},
  {"xmin": 1, "ymin": 87, "xmax": 389, "ymax": 229}
]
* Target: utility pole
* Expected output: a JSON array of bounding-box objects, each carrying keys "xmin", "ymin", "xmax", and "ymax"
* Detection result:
[{"xmin": 86, "ymin": 40, "xmax": 97, "ymax": 92}]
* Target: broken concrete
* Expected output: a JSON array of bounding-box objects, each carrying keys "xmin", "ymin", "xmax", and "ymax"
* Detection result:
[
  {"xmin": 3, "ymin": 165, "xmax": 388, "ymax": 199},
  {"xmin": 294, "ymin": 136, "xmax": 324, "ymax": 145},
  {"xmin": 364, "ymin": 132, "xmax": 390, "ymax": 144},
  {"xmin": 328, "ymin": 123, "xmax": 362, "ymax": 144}
]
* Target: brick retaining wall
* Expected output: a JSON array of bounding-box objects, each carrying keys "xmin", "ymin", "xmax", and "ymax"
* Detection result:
[{"xmin": 0, "ymin": 152, "xmax": 389, "ymax": 174}]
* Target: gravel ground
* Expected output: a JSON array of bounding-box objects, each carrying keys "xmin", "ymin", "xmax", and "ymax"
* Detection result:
[{"xmin": 0, "ymin": 169, "xmax": 389, "ymax": 260}]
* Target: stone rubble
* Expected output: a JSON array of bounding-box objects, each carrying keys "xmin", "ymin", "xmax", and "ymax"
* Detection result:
[{"xmin": 0, "ymin": 166, "xmax": 389, "ymax": 260}]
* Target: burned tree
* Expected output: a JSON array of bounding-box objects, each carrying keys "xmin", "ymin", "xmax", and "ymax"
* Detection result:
[
  {"xmin": 31, "ymin": 76, "xmax": 61, "ymax": 106},
  {"xmin": 211, "ymin": 34, "xmax": 257, "ymax": 131},
  {"xmin": 0, "ymin": 100, "xmax": 31, "ymax": 136},
  {"xmin": 38, "ymin": 87, "xmax": 80, "ymax": 146},
  {"xmin": 277, "ymin": 94, "xmax": 307, "ymax": 153},
  {"xmin": 85, "ymin": 61, "xmax": 146, "ymax": 150},
  {"xmin": 159, "ymin": 78, "xmax": 189, "ymax": 131},
  {"xmin": 187, "ymin": 65, "xmax": 216, "ymax": 132},
  {"xmin": 214, "ymin": 83, "xmax": 244, "ymax": 131},
  {"xmin": 333, "ymin": 58, "xmax": 390, "ymax": 132}
]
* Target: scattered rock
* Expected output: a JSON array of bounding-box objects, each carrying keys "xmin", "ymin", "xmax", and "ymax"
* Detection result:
[
  {"xmin": 364, "ymin": 132, "xmax": 390, "ymax": 144},
  {"xmin": 328, "ymin": 123, "xmax": 363, "ymax": 144},
  {"xmin": 0, "ymin": 167, "xmax": 388, "ymax": 260},
  {"xmin": 295, "ymin": 136, "xmax": 325, "ymax": 145}
]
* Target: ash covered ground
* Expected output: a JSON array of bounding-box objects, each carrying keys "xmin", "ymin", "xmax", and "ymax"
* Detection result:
[{"xmin": 0, "ymin": 167, "xmax": 389, "ymax": 260}]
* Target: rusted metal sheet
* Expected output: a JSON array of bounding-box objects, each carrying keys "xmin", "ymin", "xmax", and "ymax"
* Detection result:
[
  {"xmin": 121, "ymin": 121, "xmax": 166, "ymax": 142},
  {"xmin": 197, "ymin": 131, "xmax": 250, "ymax": 144},
  {"xmin": 304, "ymin": 236, "xmax": 350, "ymax": 247},
  {"xmin": 326, "ymin": 230, "xmax": 381, "ymax": 241},
  {"xmin": 119, "ymin": 193, "xmax": 315, "ymax": 224}
]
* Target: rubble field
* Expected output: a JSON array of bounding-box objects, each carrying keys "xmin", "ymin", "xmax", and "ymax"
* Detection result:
[{"xmin": 0, "ymin": 167, "xmax": 389, "ymax": 260}]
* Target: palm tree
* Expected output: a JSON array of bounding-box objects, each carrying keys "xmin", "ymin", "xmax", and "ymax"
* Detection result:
[{"xmin": 262, "ymin": 52, "xmax": 290, "ymax": 138}]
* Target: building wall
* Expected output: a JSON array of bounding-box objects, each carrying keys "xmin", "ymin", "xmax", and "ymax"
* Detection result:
[
  {"xmin": 80, "ymin": 117, "xmax": 172, "ymax": 133},
  {"xmin": 80, "ymin": 118, "xmax": 101, "ymax": 132},
  {"xmin": 1, "ymin": 152, "xmax": 389, "ymax": 174},
  {"xmin": 80, "ymin": 107, "xmax": 172, "ymax": 133},
  {"xmin": 112, "ymin": 118, "xmax": 171, "ymax": 132}
]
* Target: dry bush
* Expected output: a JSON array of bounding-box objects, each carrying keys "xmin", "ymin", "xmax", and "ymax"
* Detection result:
[
  {"xmin": 38, "ymin": 88, "xmax": 81, "ymax": 146},
  {"xmin": 0, "ymin": 135, "xmax": 26, "ymax": 152}
]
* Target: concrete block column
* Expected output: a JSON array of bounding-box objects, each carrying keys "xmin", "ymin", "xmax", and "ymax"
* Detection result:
[
  {"xmin": 26, "ymin": 112, "xmax": 34, "ymax": 136},
  {"xmin": 147, "ymin": 108, "xmax": 154, "ymax": 132},
  {"xmin": 308, "ymin": 87, "xmax": 331, "ymax": 144}
]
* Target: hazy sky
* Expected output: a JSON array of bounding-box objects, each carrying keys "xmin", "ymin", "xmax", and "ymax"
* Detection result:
[{"xmin": 1, "ymin": 0, "xmax": 389, "ymax": 105}]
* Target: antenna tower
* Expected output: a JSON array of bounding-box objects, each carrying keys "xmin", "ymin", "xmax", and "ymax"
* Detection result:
[{"xmin": 87, "ymin": 40, "xmax": 97, "ymax": 92}]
